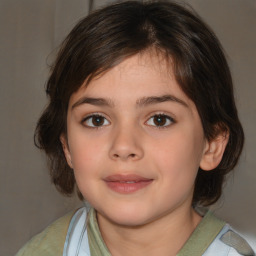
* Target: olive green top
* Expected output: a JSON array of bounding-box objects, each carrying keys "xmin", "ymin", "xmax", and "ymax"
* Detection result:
[
  {"xmin": 177, "ymin": 211, "xmax": 225, "ymax": 255},
  {"xmin": 87, "ymin": 209, "xmax": 225, "ymax": 256},
  {"xmin": 16, "ymin": 208, "xmax": 226, "ymax": 256},
  {"xmin": 15, "ymin": 211, "xmax": 75, "ymax": 256},
  {"xmin": 87, "ymin": 209, "xmax": 111, "ymax": 256}
]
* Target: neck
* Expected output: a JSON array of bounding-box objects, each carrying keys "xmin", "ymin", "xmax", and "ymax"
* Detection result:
[{"xmin": 97, "ymin": 206, "xmax": 202, "ymax": 256}]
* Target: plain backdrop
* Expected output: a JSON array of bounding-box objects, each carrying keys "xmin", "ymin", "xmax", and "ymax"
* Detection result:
[{"xmin": 0, "ymin": 0, "xmax": 255, "ymax": 255}]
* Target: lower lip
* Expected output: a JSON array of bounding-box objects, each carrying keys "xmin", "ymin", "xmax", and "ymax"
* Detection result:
[{"xmin": 105, "ymin": 180, "xmax": 153, "ymax": 194}]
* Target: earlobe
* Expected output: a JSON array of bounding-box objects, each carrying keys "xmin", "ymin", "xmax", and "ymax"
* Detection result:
[
  {"xmin": 60, "ymin": 134, "xmax": 73, "ymax": 169},
  {"xmin": 200, "ymin": 131, "xmax": 229, "ymax": 171}
]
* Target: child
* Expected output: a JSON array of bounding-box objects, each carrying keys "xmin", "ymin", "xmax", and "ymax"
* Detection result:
[{"xmin": 16, "ymin": 1, "xmax": 255, "ymax": 255}]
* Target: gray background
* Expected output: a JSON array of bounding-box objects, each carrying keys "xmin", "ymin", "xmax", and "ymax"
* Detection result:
[{"xmin": 0, "ymin": 0, "xmax": 255, "ymax": 255}]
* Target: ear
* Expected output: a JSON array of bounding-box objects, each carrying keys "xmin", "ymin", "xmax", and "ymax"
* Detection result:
[
  {"xmin": 60, "ymin": 134, "xmax": 73, "ymax": 169},
  {"xmin": 200, "ymin": 130, "xmax": 229, "ymax": 171}
]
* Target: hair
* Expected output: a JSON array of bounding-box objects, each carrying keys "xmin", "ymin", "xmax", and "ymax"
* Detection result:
[{"xmin": 35, "ymin": 0, "xmax": 244, "ymax": 206}]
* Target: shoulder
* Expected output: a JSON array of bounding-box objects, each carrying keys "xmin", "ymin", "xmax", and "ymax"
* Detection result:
[
  {"xmin": 15, "ymin": 210, "xmax": 77, "ymax": 256},
  {"xmin": 182, "ymin": 209, "xmax": 255, "ymax": 256},
  {"xmin": 204, "ymin": 224, "xmax": 255, "ymax": 256}
]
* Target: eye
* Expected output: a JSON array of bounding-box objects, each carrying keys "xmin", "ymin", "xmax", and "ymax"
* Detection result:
[
  {"xmin": 83, "ymin": 114, "xmax": 110, "ymax": 128},
  {"xmin": 146, "ymin": 114, "xmax": 174, "ymax": 128}
]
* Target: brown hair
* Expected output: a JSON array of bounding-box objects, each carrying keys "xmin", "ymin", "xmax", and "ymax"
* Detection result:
[{"xmin": 35, "ymin": 0, "xmax": 244, "ymax": 206}]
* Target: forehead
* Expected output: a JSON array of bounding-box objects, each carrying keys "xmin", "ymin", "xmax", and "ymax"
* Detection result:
[
  {"xmin": 116, "ymin": 51, "xmax": 171, "ymax": 77},
  {"xmin": 68, "ymin": 52, "xmax": 194, "ymax": 110}
]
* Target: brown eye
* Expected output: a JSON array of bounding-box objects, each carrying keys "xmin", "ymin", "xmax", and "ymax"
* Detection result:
[
  {"xmin": 146, "ymin": 114, "xmax": 173, "ymax": 127},
  {"xmin": 84, "ymin": 115, "xmax": 110, "ymax": 127}
]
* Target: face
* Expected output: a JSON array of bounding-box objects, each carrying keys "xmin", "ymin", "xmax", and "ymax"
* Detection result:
[{"xmin": 63, "ymin": 53, "xmax": 209, "ymax": 227}]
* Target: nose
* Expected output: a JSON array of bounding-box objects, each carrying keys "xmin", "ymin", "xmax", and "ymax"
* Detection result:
[{"xmin": 109, "ymin": 125, "xmax": 144, "ymax": 161}]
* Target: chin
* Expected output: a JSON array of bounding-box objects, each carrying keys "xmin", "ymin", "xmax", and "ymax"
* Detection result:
[{"xmin": 99, "ymin": 206, "xmax": 154, "ymax": 227}]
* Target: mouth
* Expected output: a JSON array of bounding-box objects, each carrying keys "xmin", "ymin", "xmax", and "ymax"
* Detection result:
[{"xmin": 104, "ymin": 174, "xmax": 153, "ymax": 194}]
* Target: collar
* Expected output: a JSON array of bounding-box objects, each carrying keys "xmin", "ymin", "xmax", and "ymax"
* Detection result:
[
  {"xmin": 177, "ymin": 210, "xmax": 226, "ymax": 255},
  {"xmin": 87, "ymin": 208, "xmax": 111, "ymax": 256},
  {"xmin": 87, "ymin": 208, "xmax": 225, "ymax": 256}
]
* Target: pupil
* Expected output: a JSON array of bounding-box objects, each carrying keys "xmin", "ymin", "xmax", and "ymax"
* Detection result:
[
  {"xmin": 92, "ymin": 116, "xmax": 104, "ymax": 126},
  {"xmin": 154, "ymin": 115, "xmax": 166, "ymax": 126}
]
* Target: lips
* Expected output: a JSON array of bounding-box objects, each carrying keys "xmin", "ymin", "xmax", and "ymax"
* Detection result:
[{"xmin": 104, "ymin": 174, "xmax": 153, "ymax": 194}]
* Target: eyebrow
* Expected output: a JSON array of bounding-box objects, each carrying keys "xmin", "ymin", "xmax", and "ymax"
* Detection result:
[
  {"xmin": 71, "ymin": 94, "xmax": 188, "ymax": 109},
  {"xmin": 71, "ymin": 97, "xmax": 115, "ymax": 109},
  {"xmin": 136, "ymin": 95, "xmax": 188, "ymax": 108}
]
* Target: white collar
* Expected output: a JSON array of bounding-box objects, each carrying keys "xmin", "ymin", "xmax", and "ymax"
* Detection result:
[{"xmin": 63, "ymin": 207, "xmax": 90, "ymax": 256}]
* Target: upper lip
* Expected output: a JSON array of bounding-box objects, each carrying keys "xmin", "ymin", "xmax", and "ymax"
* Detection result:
[{"xmin": 104, "ymin": 174, "xmax": 153, "ymax": 182}]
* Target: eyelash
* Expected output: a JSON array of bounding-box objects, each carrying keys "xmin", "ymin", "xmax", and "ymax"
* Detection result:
[
  {"xmin": 145, "ymin": 113, "xmax": 175, "ymax": 128},
  {"xmin": 81, "ymin": 113, "xmax": 175, "ymax": 129},
  {"xmin": 81, "ymin": 113, "xmax": 110, "ymax": 129}
]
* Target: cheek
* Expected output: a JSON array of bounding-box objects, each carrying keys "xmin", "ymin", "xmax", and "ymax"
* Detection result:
[
  {"xmin": 153, "ymin": 135, "xmax": 201, "ymax": 203},
  {"xmin": 71, "ymin": 144, "xmax": 103, "ymax": 169},
  {"xmin": 68, "ymin": 131, "xmax": 106, "ymax": 174},
  {"xmin": 152, "ymin": 129, "xmax": 204, "ymax": 176},
  {"xmin": 69, "ymin": 140, "xmax": 104, "ymax": 198}
]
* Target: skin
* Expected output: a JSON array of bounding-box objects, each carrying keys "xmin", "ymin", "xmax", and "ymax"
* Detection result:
[{"xmin": 61, "ymin": 52, "xmax": 228, "ymax": 255}]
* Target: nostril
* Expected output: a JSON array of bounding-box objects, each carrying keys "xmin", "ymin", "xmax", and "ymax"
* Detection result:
[{"xmin": 112, "ymin": 153, "xmax": 137, "ymax": 159}]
